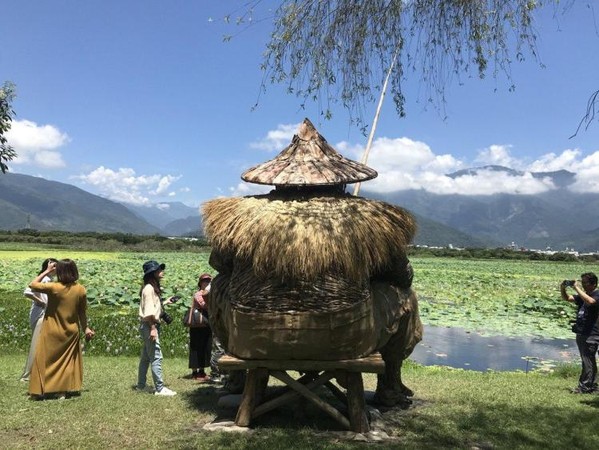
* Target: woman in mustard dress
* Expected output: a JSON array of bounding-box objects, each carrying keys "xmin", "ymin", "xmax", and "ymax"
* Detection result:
[{"xmin": 28, "ymin": 259, "xmax": 95, "ymax": 399}]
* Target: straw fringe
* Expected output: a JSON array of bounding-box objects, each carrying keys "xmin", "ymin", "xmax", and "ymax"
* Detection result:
[{"xmin": 202, "ymin": 195, "xmax": 416, "ymax": 280}]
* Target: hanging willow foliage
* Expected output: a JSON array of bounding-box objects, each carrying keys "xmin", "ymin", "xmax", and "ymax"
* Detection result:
[{"xmin": 237, "ymin": 0, "xmax": 549, "ymax": 124}]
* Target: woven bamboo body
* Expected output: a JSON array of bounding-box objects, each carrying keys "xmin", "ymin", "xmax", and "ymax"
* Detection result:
[{"xmin": 203, "ymin": 193, "xmax": 420, "ymax": 361}]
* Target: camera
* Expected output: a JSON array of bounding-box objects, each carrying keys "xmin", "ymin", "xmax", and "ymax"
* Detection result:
[
  {"xmin": 160, "ymin": 310, "xmax": 173, "ymax": 325},
  {"xmin": 563, "ymin": 280, "xmax": 575, "ymax": 287}
]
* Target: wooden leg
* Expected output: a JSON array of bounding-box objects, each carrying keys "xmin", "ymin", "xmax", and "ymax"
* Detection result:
[
  {"xmin": 254, "ymin": 371, "xmax": 333, "ymax": 419},
  {"xmin": 346, "ymin": 372, "xmax": 369, "ymax": 433},
  {"xmin": 271, "ymin": 370, "xmax": 351, "ymax": 430},
  {"xmin": 325, "ymin": 380, "xmax": 348, "ymax": 405},
  {"xmin": 235, "ymin": 368, "xmax": 267, "ymax": 427}
]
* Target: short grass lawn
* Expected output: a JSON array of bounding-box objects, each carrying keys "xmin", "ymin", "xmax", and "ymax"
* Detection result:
[{"xmin": 1, "ymin": 355, "xmax": 599, "ymax": 449}]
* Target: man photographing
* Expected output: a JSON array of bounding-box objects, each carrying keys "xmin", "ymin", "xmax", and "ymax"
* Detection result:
[{"xmin": 561, "ymin": 272, "xmax": 599, "ymax": 394}]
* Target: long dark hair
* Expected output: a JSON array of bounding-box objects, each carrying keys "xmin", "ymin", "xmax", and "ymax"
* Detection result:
[
  {"xmin": 56, "ymin": 259, "xmax": 79, "ymax": 284},
  {"xmin": 140, "ymin": 272, "xmax": 161, "ymax": 297},
  {"xmin": 39, "ymin": 258, "xmax": 58, "ymax": 275}
]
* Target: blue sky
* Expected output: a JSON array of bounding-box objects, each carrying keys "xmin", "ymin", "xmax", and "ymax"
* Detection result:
[{"xmin": 2, "ymin": 1, "xmax": 599, "ymax": 209}]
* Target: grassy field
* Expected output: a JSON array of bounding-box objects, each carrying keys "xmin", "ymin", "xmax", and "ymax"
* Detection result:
[
  {"xmin": 1, "ymin": 354, "xmax": 598, "ymax": 449},
  {"xmin": 2, "ymin": 249, "xmax": 598, "ymax": 448}
]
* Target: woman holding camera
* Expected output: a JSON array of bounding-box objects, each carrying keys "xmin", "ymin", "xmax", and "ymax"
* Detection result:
[
  {"xmin": 136, "ymin": 260, "xmax": 177, "ymax": 396},
  {"xmin": 561, "ymin": 272, "xmax": 599, "ymax": 394},
  {"xmin": 28, "ymin": 259, "xmax": 94, "ymax": 399}
]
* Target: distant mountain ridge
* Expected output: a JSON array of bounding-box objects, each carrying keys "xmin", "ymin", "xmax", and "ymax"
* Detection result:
[
  {"xmin": 0, "ymin": 173, "xmax": 160, "ymax": 234},
  {"xmin": 447, "ymin": 165, "xmax": 576, "ymax": 189},
  {"xmin": 2, "ymin": 168, "xmax": 598, "ymax": 251},
  {"xmin": 125, "ymin": 202, "xmax": 202, "ymax": 235},
  {"xmin": 365, "ymin": 165, "xmax": 599, "ymax": 251}
]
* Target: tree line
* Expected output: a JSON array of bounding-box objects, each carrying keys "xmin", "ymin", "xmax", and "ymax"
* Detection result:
[
  {"xmin": 0, "ymin": 228, "xmax": 595, "ymax": 262},
  {"xmin": 0, "ymin": 229, "xmax": 210, "ymax": 252}
]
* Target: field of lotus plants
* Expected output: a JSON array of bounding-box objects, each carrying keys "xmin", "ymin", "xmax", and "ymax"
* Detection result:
[{"xmin": 0, "ymin": 249, "xmax": 591, "ymax": 357}]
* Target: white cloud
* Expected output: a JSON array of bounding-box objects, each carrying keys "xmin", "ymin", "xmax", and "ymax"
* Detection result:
[
  {"xmin": 569, "ymin": 152, "xmax": 599, "ymax": 193},
  {"xmin": 152, "ymin": 175, "xmax": 179, "ymax": 195},
  {"xmin": 338, "ymin": 137, "xmax": 465, "ymax": 193},
  {"xmin": 74, "ymin": 166, "xmax": 181, "ymax": 205},
  {"xmin": 528, "ymin": 149, "xmax": 581, "ymax": 172},
  {"xmin": 249, "ymin": 123, "xmax": 299, "ymax": 151},
  {"xmin": 475, "ymin": 144, "xmax": 520, "ymax": 168},
  {"xmin": 229, "ymin": 181, "xmax": 271, "ymax": 197},
  {"xmin": 230, "ymin": 123, "xmax": 599, "ymax": 196},
  {"xmin": 6, "ymin": 119, "xmax": 69, "ymax": 168},
  {"xmin": 425, "ymin": 170, "xmax": 555, "ymax": 195}
]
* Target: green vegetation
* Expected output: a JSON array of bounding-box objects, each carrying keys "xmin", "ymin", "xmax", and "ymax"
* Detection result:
[
  {"xmin": 0, "ymin": 229, "xmax": 209, "ymax": 252},
  {"xmin": 0, "ymin": 249, "xmax": 590, "ymax": 355},
  {"xmin": 413, "ymin": 257, "xmax": 589, "ymax": 339},
  {"xmin": 2, "ymin": 246, "xmax": 599, "ymax": 448},
  {"xmin": 1, "ymin": 354, "xmax": 598, "ymax": 449},
  {"xmin": 0, "ymin": 81, "xmax": 17, "ymax": 174}
]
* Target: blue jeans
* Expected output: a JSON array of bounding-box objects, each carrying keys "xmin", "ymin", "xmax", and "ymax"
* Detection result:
[{"xmin": 137, "ymin": 322, "xmax": 164, "ymax": 392}]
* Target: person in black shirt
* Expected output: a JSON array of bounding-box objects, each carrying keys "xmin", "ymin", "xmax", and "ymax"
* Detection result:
[{"xmin": 561, "ymin": 272, "xmax": 599, "ymax": 393}]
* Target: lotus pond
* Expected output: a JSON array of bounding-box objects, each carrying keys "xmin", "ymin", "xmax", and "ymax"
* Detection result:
[{"xmin": 0, "ymin": 251, "xmax": 589, "ymax": 359}]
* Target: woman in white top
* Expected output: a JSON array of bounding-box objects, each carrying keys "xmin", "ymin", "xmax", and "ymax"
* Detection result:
[
  {"xmin": 136, "ymin": 260, "xmax": 178, "ymax": 396},
  {"xmin": 20, "ymin": 258, "xmax": 57, "ymax": 382}
]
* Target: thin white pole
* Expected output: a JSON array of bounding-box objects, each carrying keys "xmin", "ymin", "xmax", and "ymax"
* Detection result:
[{"xmin": 353, "ymin": 48, "xmax": 399, "ymax": 196}]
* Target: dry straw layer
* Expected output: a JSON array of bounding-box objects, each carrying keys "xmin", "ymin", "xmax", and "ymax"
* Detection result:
[{"xmin": 202, "ymin": 195, "xmax": 416, "ymax": 281}]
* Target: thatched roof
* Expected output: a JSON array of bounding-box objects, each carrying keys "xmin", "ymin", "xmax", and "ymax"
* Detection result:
[
  {"xmin": 241, "ymin": 118, "xmax": 378, "ymax": 186},
  {"xmin": 202, "ymin": 195, "xmax": 416, "ymax": 280}
]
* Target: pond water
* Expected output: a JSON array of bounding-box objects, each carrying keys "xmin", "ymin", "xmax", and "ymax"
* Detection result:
[{"xmin": 409, "ymin": 325, "xmax": 580, "ymax": 372}]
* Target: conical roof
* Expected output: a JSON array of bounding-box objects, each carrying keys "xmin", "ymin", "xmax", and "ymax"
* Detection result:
[{"xmin": 241, "ymin": 118, "xmax": 378, "ymax": 186}]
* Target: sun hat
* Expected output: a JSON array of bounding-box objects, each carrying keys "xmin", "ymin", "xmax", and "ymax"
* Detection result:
[
  {"xmin": 143, "ymin": 260, "xmax": 165, "ymax": 276},
  {"xmin": 199, "ymin": 273, "xmax": 212, "ymax": 281},
  {"xmin": 241, "ymin": 118, "xmax": 377, "ymax": 187}
]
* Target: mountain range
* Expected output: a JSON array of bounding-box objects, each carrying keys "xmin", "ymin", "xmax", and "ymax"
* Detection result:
[
  {"xmin": 365, "ymin": 165, "xmax": 598, "ymax": 251},
  {"xmin": 0, "ymin": 173, "xmax": 200, "ymax": 236},
  {"xmin": 1, "ymin": 168, "xmax": 597, "ymax": 251}
]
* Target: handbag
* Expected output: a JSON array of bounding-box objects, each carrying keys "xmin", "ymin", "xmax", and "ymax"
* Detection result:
[{"xmin": 183, "ymin": 307, "xmax": 209, "ymax": 328}]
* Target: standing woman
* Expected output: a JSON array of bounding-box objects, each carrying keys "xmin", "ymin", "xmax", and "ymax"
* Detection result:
[
  {"xmin": 137, "ymin": 260, "xmax": 177, "ymax": 396},
  {"xmin": 20, "ymin": 257, "xmax": 57, "ymax": 382},
  {"xmin": 188, "ymin": 273, "xmax": 212, "ymax": 381},
  {"xmin": 28, "ymin": 259, "xmax": 94, "ymax": 399}
]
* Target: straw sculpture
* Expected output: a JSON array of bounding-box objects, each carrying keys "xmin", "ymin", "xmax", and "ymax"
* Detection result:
[
  {"xmin": 203, "ymin": 118, "xmax": 422, "ymax": 407},
  {"xmin": 202, "ymin": 194, "xmax": 416, "ymax": 282}
]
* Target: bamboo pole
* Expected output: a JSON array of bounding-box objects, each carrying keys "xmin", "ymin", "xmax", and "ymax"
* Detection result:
[{"xmin": 353, "ymin": 48, "xmax": 399, "ymax": 196}]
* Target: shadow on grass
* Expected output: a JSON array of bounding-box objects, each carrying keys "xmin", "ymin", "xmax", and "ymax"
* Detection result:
[
  {"xmin": 181, "ymin": 383, "xmax": 354, "ymax": 431},
  {"xmin": 387, "ymin": 397, "xmax": 599, "ymax": 449},
  {"xmin": 178, "ymin": 381, "xmax": 599, "ymax": 449}
]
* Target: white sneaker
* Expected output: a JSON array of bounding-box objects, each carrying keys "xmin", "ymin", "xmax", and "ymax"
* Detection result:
[{"xmin": 154, "ymin": 386, "xmax": 176, "ymax": 396}]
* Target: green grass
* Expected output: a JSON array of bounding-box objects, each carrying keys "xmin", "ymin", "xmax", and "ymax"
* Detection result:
[
  {"xmin": 1, "ymin": 355, "xmax": 599, "ymax": 449},
  {"xmin": 3, "ymin": 250, "xmax": 599, "ymax": 448}
]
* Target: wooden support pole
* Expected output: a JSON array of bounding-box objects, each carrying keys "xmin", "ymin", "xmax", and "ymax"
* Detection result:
[
  {"xmin": 345, "ymin": 372, "xmax": 369, "ymax": 433},
  {"xmin": 235, "ymin": 368, "xmax": 267, "ymax": 427},
  {"xmin": 253, "ymin": 371, "xmax": 333, "ymax": 419},
  {"xmin": 324, "ymin": 380, "xmax": 348, "ymax": 405},
  {"xmin": 270, "ymin": 370, "xmax": 351, "ymax": 430}
]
